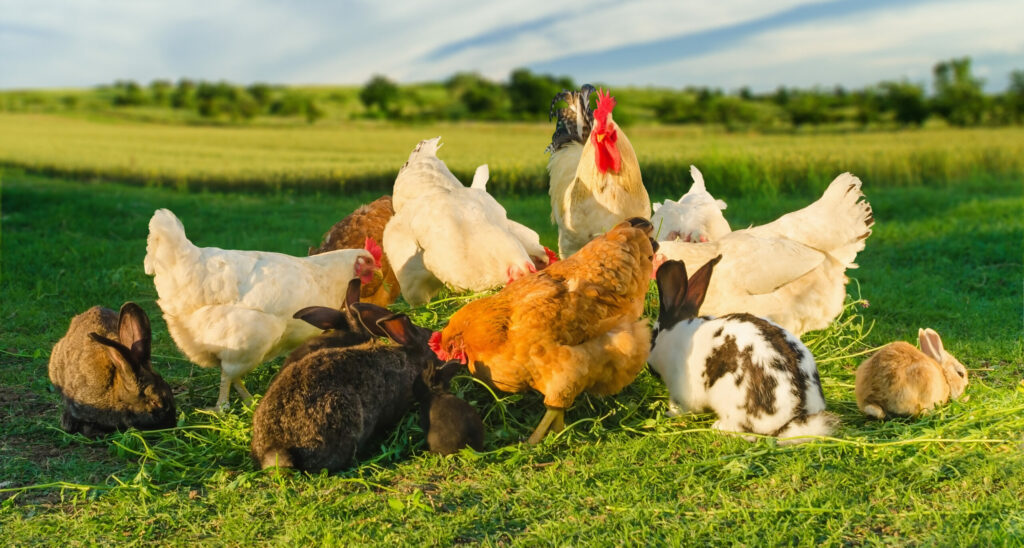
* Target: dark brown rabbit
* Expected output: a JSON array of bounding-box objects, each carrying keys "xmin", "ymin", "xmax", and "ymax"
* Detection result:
[
  {"xmin": 48, "ymin": 302, "xmax": 176, "ymax": 437},
  {"xmin": 251, "ymin": 302, "xmax": 444, "ymax": 472},
  {"xmin": 282, "ymin": 278, "xmax": 370, "ymax": 368},
  {"xmin": 414, "ymin": 361, "xmax": 484, "ymax": 455}
]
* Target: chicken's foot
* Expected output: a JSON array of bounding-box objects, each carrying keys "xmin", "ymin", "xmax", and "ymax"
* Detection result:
[{"xmin": 527, "ymin": 407, "xmax": 565, "ymax": 445}]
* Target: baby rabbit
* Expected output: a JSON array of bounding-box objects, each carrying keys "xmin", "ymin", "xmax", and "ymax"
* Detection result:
[
  {"xmin": 250, "ymin": 301, "xmax": 445, "ymax": 473},
  {"xmin": 649, "ymin": 257, "xmax": 836, "ymax": 445},
  {"xmin": 414, "ymin": 360, "xmax": 484, "ymax": 455},
  {"xmin": 854, "ymin": 328, "xmax": 968, "ymax": 419},
  {"xmin": 48, "ymin": 302, "xmax": 177, "ymax": 437},
  {"xmin": 282, "ymin": 278, "xmax": 371, "ymax": 368}
]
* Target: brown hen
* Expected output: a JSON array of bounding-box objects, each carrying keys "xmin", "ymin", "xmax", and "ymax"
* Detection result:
[
  {"xmin": 309, "ymin": 196, "xmax": 400, "ymax": 306},
  {"xmin": 433, "ymin": 218, "xmax": 656, "ymax": 444}
]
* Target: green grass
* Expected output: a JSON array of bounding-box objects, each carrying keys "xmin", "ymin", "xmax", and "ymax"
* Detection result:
[
  {"xmin": 1, "ymin": 168, "xmax": 1022, "ymax": 544},
  {"xmin": 1, "ymin": 113, "xmax": 1022, "ymax": 196}
]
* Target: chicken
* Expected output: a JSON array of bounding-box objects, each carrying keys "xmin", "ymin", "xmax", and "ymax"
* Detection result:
[
  {"xmin": 653, "ymin": 173, "xmax": 874, "ymax": 335},
  {"xmin": 384, "ymin": 138, "xmax": 557, "ymax": 306},
  {"xmin": 547, "ymin": 85, "xmax": 651, "ymax": 258},
  {"xmin": 308, "ymin": 195, "xmax": 400, "ymax": 307},
  {"xmin": 431, "ymin": 218, "xmax": 656, "ymax": 444},
  {"xmin": 144, "ymin": 208, "xmax": 380, "ymax": 410},
  {"xmin": 651, "ymin": 165, "xmax": 730, "ymax": 242}
]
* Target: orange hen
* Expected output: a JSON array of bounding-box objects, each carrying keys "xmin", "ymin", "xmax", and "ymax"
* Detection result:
[
  {"xmin": 309, "ymin": 196, "xmax": 400, "ymax": 306},
  {"xmin": 433, "ymin": 218, "xmax": 656, "ymax": 443}
]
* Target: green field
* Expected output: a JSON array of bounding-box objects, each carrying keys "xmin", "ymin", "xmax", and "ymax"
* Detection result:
[{"xmin": 1, "ymin": 116, "xmax": 1022, "ymax": 544}]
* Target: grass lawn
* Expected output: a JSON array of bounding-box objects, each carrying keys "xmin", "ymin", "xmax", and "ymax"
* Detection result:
[{"xmin": 1, "ymin": 166, "xmax": 1022, "ymax": 544}]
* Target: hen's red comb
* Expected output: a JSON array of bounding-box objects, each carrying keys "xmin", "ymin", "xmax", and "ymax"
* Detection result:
[
  {"xmin": 544, "ymin": 246, "xmax": 559, "ymax": 264},
  {"xmin": 364, "ymin": 237, "xmax": 383, "ymax": 268},
  {"xmin": 428, "ymin": 331, "xmax": 447, "ymax": 360},
  {"xmin": 594, "ymin": 88, "xmax": 616, "ymax": 125}
]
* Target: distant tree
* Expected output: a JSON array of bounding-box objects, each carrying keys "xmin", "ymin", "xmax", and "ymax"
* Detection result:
[
  {"xmin": 149, "ymin": 79, "xmax": 173, "ymax": 105},
  {"xmin": 170, "ymin": 79, "xmax": 196, "ymax": 109},
  {"xmin": 784, "ymin": 90, "xmax": 828, "ymax": 126},
  {"xmin": 1005, "ymin": 70, "xmax": 1024, "ymax": 124},
  {"xmin": 304, "ymin": 98, "xmax": 324, "ymax": 124},
  {"xmin": 506, "ymin": 68, "xmax": 575, "ymax": 119},
  {"xmin": 446, "ymin": 72, "xmax": 505, "ymax": 118},
  {"xmin": 932, "ymin": 57, "xmax": 986, "ymax": 126},
  {"xmin": 880, "ymin": 81, "xmax": 929, "ymax": 126},
  {"xmin": 111, "ymin": 80, "xmax": 146, "ymax": 106},
  {"xmin": 246, "ymin": 83, "xmax": 274, "ymax": 109},
  {"xmin": 359, "ymin": 75, "xmax": 399, "ymax": 116},
  {"xmin": 853, "ymin": 87, "xmax": 884, "ymax": 126}
]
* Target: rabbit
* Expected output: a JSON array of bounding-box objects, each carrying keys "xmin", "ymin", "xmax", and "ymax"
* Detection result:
[
  {"xmin": 282, "ymin": 278, "xmax": 372, "ymax": 368},
  {"xmin": 250, "ymin": 301, "xmax": 446, "ymax": 472},
  {"xmin": 48, "ymin": 302, "xmax": 177, "ymax": 438},
  {"xmin": 414, "ymin": 360, "xmax": 484, "ymax": 455},
  {"xmin": 649, "ymin": 257, "xmax": 837, "ymax": 445},
  {"xmin": 854, "ymin": 328, "xmax": 968, "ymax": 419}
]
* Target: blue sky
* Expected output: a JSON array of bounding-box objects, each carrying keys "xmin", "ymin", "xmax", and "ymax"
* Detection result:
[{"xmin": 1, "ymin": 0, "xmax": 1021, "ymax": 92}]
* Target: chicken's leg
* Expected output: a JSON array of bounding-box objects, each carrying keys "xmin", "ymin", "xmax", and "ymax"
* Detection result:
[
  {"xmin": 207, "ymin": 370, "xmax": 233, "ymax": 413},
  {"xmin": 527, "ymin": 407, "xmax": 565, "ymax": 444},
  {"xmin": 232, "ymin": 378, "xmax": 253, "ymax": 403}
]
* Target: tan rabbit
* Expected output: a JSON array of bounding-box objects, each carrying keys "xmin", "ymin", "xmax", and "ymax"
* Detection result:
[{"xmin": 855, "ymin": 328, "xmax": 968, "ymax": 419}]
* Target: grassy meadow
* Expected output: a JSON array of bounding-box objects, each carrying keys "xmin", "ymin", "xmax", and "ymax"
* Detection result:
[{"xmin": 1, "ymin": 114, "xmax": 1023, "ymax": 544}]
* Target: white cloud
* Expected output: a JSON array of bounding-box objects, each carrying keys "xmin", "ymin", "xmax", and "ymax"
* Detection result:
[
  {"xmin": 0, "ymin": 0, "xmax": 1021, "ymax": 90},
  {"xmin": 606, "ymin": 0, "xmax": 1024, "ymax": 91}
]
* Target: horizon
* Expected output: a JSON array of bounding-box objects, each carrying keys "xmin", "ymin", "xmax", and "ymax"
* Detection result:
[{"xmin": 1, "ymin": 0, "xmax": 1022, "ymax": 93}]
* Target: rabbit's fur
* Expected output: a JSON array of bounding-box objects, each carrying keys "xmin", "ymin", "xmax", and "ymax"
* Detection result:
[
  {"xmin": 251, "ymin": 297, "xmax": 443, "ymax": 472},
  {"xmin": 855, "ymin": 328, "xmax": 968, "ymax": 419},
  {"xmin": 48, "ymin": 303, "xmax": 176, "ymax": 437},
  {"xmin": 649, "ymin": 257, "xmax": 836, "ymax": 445},
  {"xmin": 414, "ymin": 361, "xmax": 484, "ymax": 455}
]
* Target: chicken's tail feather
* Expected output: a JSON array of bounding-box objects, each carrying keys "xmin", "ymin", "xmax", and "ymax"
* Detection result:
[
  {"xmin": 546, "ymin": 84, "xmax": 595, "ymax": 154},
  {"xmin": 749, "ymin": 173, "xmax": 873, "ymax": 266},
  {"xmin": 144, "ymin": 208, "xmax": 196, "ymax": 276},
  {"xmin": 400, "ymin": 137, "xmax": 442, "ymax": 172}
]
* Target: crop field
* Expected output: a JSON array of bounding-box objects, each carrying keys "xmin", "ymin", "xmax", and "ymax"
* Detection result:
[
  {"xmin": 0, "ymin": 116, "xmax": 1022, "ymax": 544},
  {"xmin": 1, "ymin": 112, "xmax": 1023, "ymax": 195}
]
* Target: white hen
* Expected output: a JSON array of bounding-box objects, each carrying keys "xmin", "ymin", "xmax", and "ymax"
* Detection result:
[
  {"xmin": 144, "ymin": 209, "xmax": 379, "ymax": 409},
  {"xmin": 384, "ymin": 137, "xmax": 555, "ymax": 306},
  {"xmin": 654, "ymin": 173, "xmax": 874, "ymax": 335},
  {"xmin": 651, "ymin": 165, "xmax": 731, "ymax": 242}
]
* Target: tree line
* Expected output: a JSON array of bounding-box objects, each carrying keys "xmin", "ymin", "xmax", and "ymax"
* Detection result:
[{"xmin": 2, "ymin": 57, "xmax": 1021, "ymax": 129}]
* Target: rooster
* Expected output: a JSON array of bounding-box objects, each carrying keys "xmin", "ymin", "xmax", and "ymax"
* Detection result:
[
  {"xmin": 309, "ymin": 195, "xmax": 400, "ymax": 307},
  {"xmin": 653, "ymin": 172, "xmax": 874, "ymax": 335},
  {"xmin": 547, "ymin": 85, "xmax": 650, "ymax": 258},
  {"xmin": 144, "ymin": 209, "xmax": 380, "ymax": 410},
  {"xmin": 384, "ymin": 138, "xmax": 556, "ymax": 306},
  {"xmin": 651, "ymin": 165, "xmax": 731, "ymax": 242},
  {"xmin": 431, "ymin": 218, "xmax": 656, "ymax": 444}
]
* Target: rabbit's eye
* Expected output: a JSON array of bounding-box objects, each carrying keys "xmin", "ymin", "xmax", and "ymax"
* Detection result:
[{"xmin": 957, "ymin": 370, "xmax": 965, "ymax": 378}]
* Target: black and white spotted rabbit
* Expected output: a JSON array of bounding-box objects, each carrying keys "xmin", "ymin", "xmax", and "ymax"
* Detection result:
[{"xmin": 649, "ymin": 256, "xmax": 837, "ymax": 444}]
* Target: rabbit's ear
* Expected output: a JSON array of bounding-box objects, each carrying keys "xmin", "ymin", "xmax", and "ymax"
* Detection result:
[
  {"xmin": 118, "ymin": 303, "xmax": 151, "ymax": 368},
  {"xmin": 680, "ymin": 255, "xmax": 722, "ymax": 318},
  {"xmin": 294, "ymin": 306, "xmax": 349, "ymax": 331},
  {"xmin": 375, "ymin": 313, "xmax": 418, "ymax": 346},
  {"xmin": 350, "ymin": 302, "xmax": 391, "ymax": 338},
  {"xmin": 344, "ymin": 278, "xmax": 362, "ymax": 310},
  {"xmin": 89, "ymin": 332, "xmax": 141, "ymax": 389},
  {"xmin": 919, "ymin": 328, "xmax": 945, "ymax": 363},
  {"xmin": 435, "ymin": 361, "xmax": 463, "ymax": 389},
  {"xmin": 655, "ymin": 260, "xmax": 689, "ymax": 316}
]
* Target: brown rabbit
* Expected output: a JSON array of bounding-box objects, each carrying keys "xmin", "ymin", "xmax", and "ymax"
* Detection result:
[
  {"xmin": 855, "ymin": 328, "xmax": 968, "ymax": 419},
  {"xmin": 414, "ymin": 360, "xmax": 484, "ymax": 455},
  {"xmin": 48, "ymin": 302, "xmax": 177, "ymax": 437},
  {"xmin": 251, "ymin": 303, "xmax": 445, "ymax": 473}
]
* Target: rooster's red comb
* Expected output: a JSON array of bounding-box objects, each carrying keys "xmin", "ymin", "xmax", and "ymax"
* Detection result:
[
  {"xmin": 544, "ymin": 246, "xmax": 559, "ymax": 264},
  {"xmin": 364, "ymin": 237, "xmax": 383, "ymax": 268},
  {"xmin": 594, "ymin": 88, "xmax": 616, "ymax": 125},
  {"xmin": 428, "ymin": 331, "xmax": 447, "ymax": 360}
]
